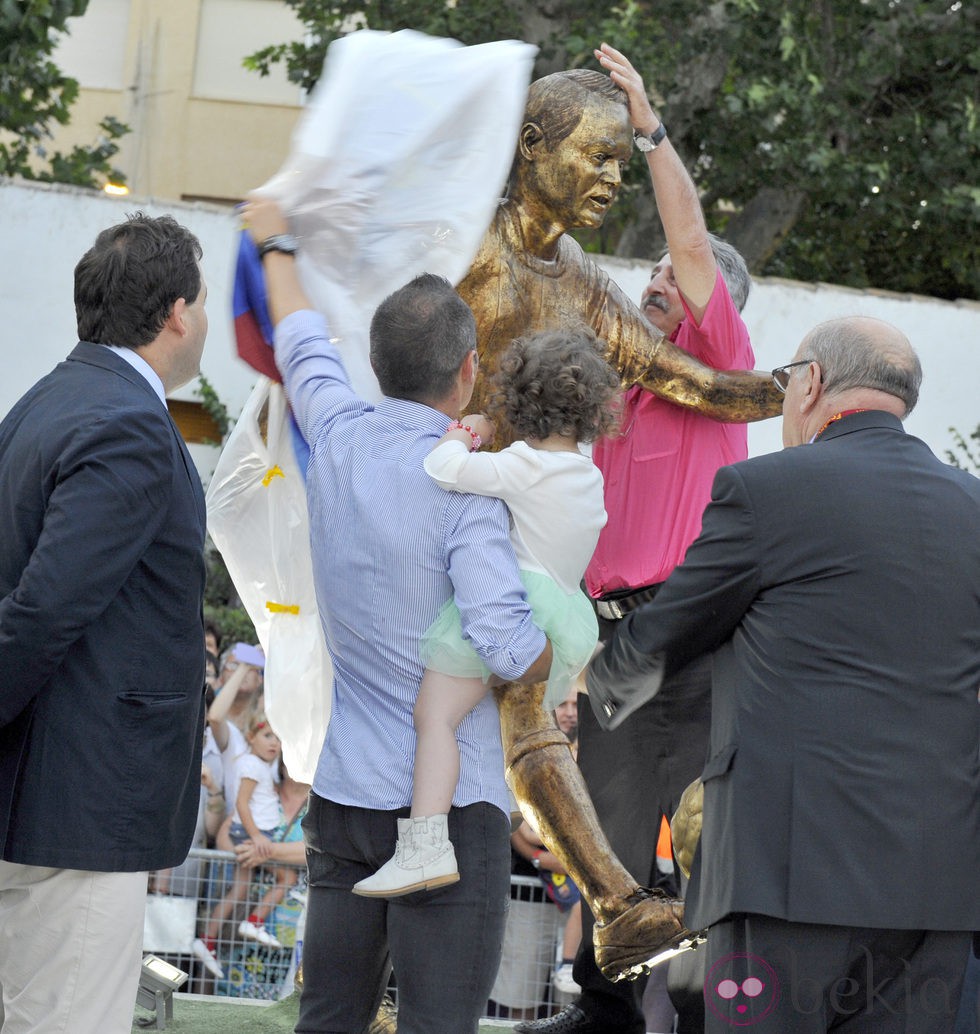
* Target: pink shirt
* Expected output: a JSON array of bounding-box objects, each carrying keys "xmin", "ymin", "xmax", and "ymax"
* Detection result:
[{"xmin": 586, "ymin": 270, "xmax": 754, "ymax": 596}]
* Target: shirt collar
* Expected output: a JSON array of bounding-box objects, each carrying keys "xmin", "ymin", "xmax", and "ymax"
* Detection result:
[
  {"xmin": 104, "ymin": 344, "xmax": 167, "ymax": 407},
  {"xmin": 375, "ymin": 395, "xmax": 453, "ymax": 435}
]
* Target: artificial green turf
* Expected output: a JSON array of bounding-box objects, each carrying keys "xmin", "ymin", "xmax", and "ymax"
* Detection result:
[{"xmin": 133, "ymin": 991, "xmax": 512, "ymax": 1032}]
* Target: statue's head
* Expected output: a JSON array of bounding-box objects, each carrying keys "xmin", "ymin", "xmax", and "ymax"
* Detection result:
[{"xmin": 510, "ymin": 70, "xmax": 632, "ymax": 233}]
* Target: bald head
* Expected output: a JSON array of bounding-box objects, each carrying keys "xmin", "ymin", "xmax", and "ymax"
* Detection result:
[
  {"xmin": 798, "ymin": 317, "xmax": 922, "ymax": 415},
  {"xmin": 780, "ymin": 317, "xmax": 923, "ymax": 449}
]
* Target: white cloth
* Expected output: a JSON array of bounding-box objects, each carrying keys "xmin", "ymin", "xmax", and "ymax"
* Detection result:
[
  {"xmin": 210, "ymin": 29, "xmax": 538, "ymax": 782},
  {"xmin": 0, "ymin": 863, "xmax": 147, "ymax": 1034},
  {"xmin": 423, "ymin": 440, "xmax": 607, "ymax": 594},
  {"xmin": 256, "ymin": 29, "xmax": 538, "ymax": 402},
  {"xmin": 490, "ymin": 894, "xmax": 560, "ymax": 1009},
  {"xmin": 232, "ymin": 752, "xmax": 281, "ymax": 831}
]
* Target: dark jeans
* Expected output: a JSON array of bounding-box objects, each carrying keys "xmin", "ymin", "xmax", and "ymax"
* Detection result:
[
  {"xmin": 573, "ymin": 623, "xmax": 712, "ymax": 1032},
  {"xmin": 296, "ymin": 794, "xmax": 511, "ymax": 1034},
  {"xmin": 705, "ymin": 914, "xmax": 970, "ymax": 1034}
]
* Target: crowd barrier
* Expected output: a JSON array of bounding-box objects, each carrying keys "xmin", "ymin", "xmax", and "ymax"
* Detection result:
[{"xmin": 144, "ymin": 848, "xmax": 574, "ymax": 1019}]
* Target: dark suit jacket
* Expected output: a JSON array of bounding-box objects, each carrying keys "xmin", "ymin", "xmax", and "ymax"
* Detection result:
[
  {"xmin": 0, "ymin": 343, "xmax": 207, "ymax": 871},
  {"xmin": 592, "ymin": 411, "xmax": 980, "ymax": 932}
]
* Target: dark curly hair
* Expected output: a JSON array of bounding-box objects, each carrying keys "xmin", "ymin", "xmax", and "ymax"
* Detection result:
[{"xmin": 489, "ymin": 327, "xmax": 621, "ymax": 444}]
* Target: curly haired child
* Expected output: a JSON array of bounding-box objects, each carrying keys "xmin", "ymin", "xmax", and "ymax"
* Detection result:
[{"xmin": 353, "ymin": 326, "xmax": 621, "ymax": 898}]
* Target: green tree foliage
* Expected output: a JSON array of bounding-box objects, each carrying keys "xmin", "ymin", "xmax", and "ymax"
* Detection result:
[
  {"xmin": 194, "ymin": 373, "xmax": 233, "ymax": 445},
  {"xmin": 0, "ymin": 0, "xmax": 128, "ymax": 186},
  {"xmin": 247, "ymin": 0, "xmax": 977, "ymax": 301},
  {"xmin": 946, "ymin": 424, "xmax": 980, "ymax": 473}
]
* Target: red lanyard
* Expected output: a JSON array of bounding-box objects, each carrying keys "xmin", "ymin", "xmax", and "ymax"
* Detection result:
[{"xmin": 815, "ymin": 409, "xmax": 868, "ymax": 440}]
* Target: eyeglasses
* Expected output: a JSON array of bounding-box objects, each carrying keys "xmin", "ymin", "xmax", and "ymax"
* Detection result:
[{"xmin": 771, "ymin": 359, "xmax": 815, "ymax": 393}]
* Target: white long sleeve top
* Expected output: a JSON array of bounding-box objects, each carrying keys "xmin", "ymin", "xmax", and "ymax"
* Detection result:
[{"xmin": 424, "ymin": 439, "xmax": 607, "ymax": 595}]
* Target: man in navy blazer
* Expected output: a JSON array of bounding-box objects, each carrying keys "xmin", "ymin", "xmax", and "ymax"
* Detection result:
[
  {"xmin": 588, "ymin": 316, "xmax": 980, "ymax": 1033},
  {"xmin": 0, "ymin": 214, "xmax": 210, "ymax": 1033}
]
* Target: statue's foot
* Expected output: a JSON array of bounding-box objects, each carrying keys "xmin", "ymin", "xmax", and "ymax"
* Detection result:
[{"xmin": 593, "ymin": 888, "xmax": 706, "ymax": 982}]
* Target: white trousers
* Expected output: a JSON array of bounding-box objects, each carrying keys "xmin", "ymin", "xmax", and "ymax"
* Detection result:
[{"xmin": 0, "ymin": 862, "xmax": 148, "ymax": 1034}]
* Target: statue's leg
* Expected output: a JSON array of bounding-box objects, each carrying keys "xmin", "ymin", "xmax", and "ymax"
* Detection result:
[{"xmin": 496, "ymin": 681, "xmax": 699, "ymax": 982}]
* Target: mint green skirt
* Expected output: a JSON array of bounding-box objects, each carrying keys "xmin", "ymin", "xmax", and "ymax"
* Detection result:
[{"xmin": 420, "ymin": 569, "xmax": 598, "ymax": 712}]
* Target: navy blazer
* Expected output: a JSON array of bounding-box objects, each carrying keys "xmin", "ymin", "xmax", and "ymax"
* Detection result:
[
  {"xmin": 595, "ymin": 411, "xmax": 980, "ymax": 932},
  {"xmin": 0, "ymin": 343, "xmax": 207, "ymax": 871}
]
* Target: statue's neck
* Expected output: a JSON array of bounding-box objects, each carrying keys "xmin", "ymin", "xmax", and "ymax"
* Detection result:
[{"xmin": 501, "ymin": 197, "xmax": 565, "ymax": 263}]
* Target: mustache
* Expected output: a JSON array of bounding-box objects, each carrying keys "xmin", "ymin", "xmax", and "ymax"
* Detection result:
[{"xmin": 643, "ymin": 294, "xmax": 669, "ymax": 314}]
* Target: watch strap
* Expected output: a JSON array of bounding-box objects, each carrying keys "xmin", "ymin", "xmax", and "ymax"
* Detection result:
[
  {"xmin": 258, "ymin": 234, "xmax": 299, "ymax": 258},
  {"xmin": 634, "ymin": 123, "xmax": 668, "ymax": 152}
]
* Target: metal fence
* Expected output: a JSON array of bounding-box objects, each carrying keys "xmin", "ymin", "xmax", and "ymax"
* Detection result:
[{"xmin": 143, "ymin": 849, "xmax": 575, "ymax": 1018}]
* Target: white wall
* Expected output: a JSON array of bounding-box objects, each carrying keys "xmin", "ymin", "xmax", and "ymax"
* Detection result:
[
  {"xmin": 2, "ymin": 179, "xmax": 977, "ymax": 483},
  {"xmin": 0, "ymin": 180, "xmax": 261, "ymax": 481}
]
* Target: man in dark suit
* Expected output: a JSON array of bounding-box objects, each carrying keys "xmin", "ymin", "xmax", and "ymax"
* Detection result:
[
  {"xmin": 588, "ymin": 315, "xmax": 980, "ymax": 1033},
  {"xmin": 0, "ymin": 214, "xmax": 210, "ymax": 1033}
]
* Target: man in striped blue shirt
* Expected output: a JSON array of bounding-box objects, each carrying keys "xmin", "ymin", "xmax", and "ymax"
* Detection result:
[{"xmin": 243, "ymin": 196, "xmax": 553, "ymax": 1034}]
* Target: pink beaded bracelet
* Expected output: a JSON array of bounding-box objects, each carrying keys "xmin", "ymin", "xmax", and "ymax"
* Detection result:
[{"xmin": 448, "ymin": 420, "xmax": 482, "ymax": 452}]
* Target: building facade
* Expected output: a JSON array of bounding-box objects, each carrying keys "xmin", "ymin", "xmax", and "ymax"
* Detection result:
[{"xmin": 52, "ymin": 0, "xmax": 305, "ymax": 203}]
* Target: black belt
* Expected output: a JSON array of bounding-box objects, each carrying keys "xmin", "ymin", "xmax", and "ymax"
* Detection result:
[{"xmin": 594, "ymin": 583, "xmax": 661, "ymax": 621}]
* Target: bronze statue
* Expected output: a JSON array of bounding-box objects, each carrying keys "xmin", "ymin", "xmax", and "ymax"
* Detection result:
[{"xmin": 457, "ymin": 68, "xmax": 782, "ymax": 981}]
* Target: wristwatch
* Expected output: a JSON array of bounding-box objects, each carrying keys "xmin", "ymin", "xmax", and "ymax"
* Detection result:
[
  {"xmin": 258, "ymin": 233, "xmax": 300, "ymax": 258},
  {"xmin": 634, "ymin": 123, "xmax": 667, "ymax": 152}
]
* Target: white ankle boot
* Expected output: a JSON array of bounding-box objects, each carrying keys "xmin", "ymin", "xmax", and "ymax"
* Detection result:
[{"xmin": 352, "ymin": 814, "xmax": 460, "ymax": 897}]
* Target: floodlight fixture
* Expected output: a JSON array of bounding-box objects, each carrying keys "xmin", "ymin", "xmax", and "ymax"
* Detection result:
[{"xmin": 135, "ymin": 954, "xmax": 188, "ymax": 1030}]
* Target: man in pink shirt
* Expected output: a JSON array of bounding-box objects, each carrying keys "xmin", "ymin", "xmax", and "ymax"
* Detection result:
[{"xmin": 516, "ymin": 44, "xmax": 754, "ymax": 1034}]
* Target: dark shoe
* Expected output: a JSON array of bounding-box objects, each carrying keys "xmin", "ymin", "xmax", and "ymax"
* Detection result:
[
  {"xmin": 513, "ymin": 1003, "xmax": 643, "ymax": 1034},
  {"xmin": 593, "ymin": 887, "xmax": 706, "ymax": 982}
]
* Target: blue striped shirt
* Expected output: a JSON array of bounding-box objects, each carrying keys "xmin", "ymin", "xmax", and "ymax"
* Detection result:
[{"xmin": 275, "ymin": 310, "xmax": 545, "ymax": 815}]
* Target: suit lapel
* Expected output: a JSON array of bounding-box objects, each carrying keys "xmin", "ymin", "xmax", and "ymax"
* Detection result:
[
  {"xmin": 70, "ymin": 342, "xmax": 207, "ymax": 530},
  {"xmin": 165, "ymin": 410, "xmax": 207, "ymax": 529}
]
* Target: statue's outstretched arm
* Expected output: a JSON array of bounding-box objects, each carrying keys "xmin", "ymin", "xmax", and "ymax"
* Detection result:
[
  {"xmin": 607, "ymin": 312, "xmax": 785, "ymax": 426},
  {"xmin": 615, "ymin": 329, "xmax": 784, "ymax": 423}
]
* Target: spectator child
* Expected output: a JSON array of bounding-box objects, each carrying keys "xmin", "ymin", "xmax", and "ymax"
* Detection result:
[
  {"xmin": 207, "ymin": 654, "xmax": 263, "ymax": 810},
  {"xmin": 353, "ymin": 327, "xmax": 620, "ymax": 898},
  {"xmin": 193, "ymin": 711, "xmax": 292, "ymax": 976}
]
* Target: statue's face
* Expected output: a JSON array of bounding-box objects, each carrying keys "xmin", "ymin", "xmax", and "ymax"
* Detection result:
[{"xmin": 527, "ymin": 96, "xmax": 632, "ymax": 232}]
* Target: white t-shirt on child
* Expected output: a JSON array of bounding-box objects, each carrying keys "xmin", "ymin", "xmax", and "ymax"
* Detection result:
[{"xmin": 232, "ymin": 752, "xmax": 281, "ymax": 831}]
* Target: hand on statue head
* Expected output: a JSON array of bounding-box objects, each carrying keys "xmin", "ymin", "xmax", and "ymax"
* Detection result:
[
  {"xmin": 460, "ymin": 414, "xmax": 495, "ymax": 447},
  {"xmin": 240, "ymin": 194, "xmax": 291, "ymax": 250},
  {"xmin": 594, "ymin": 43, "xmax": 658, "ymax": 133}
]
